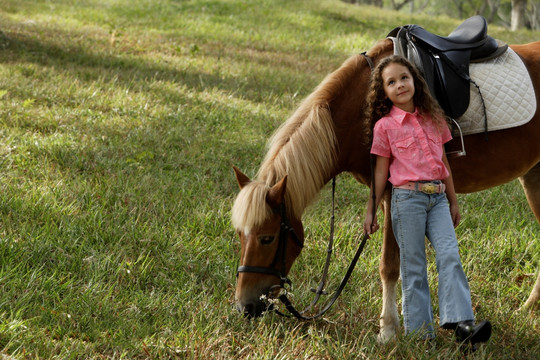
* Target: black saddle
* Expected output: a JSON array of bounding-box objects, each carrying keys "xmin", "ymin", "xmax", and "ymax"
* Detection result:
[{"xmin": 388, "ymin": 16, "xmax": 508, "ymax": 119}]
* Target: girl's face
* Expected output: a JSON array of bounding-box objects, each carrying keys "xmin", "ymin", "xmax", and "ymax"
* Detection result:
[{"xmin": 381, "ymin": 62, "xmax": 415, "ymax": 113}]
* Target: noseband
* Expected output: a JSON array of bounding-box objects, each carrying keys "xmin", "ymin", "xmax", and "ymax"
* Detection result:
[{"xmin": 236, "ymin": 201, "xmax": 303, "ymax": 289}]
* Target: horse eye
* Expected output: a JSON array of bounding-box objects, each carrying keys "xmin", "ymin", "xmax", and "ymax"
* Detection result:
[{"xmin": 258, "ymin": 235, "xmax": 275, "ymax": 245}]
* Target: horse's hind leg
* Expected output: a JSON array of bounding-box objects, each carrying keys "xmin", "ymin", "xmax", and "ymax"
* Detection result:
[
  {"xmin": 518, "ymin": 162, "xmax": 540, "ymax": 309},
  {"xmin": 377, "ymin": 192, "xmax": 401, "ymax": 342}
]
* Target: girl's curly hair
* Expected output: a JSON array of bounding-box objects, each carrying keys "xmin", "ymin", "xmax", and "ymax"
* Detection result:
[{"xmin": 364, "ymin": 55, "xmax": 447, "ymax": 142}]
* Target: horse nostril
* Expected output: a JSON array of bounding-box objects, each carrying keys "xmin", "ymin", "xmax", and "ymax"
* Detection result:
[
  {"xmin": 243, "ymin": 303, "xmax": 255, "ymax": 317},
  {"xmin": 240, "ymin": 301, "xmax": 266, "ymax": 318}
]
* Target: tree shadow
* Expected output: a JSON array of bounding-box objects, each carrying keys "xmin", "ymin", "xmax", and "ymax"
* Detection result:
[{"xmin": 1, "ymin": 23, "xmax": 340, "ymax": 107}]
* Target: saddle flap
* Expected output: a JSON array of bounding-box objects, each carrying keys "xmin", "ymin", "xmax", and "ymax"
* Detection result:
[{"xmin": 431, "ymin": 52, "xmax": 471, "ymax": 118}]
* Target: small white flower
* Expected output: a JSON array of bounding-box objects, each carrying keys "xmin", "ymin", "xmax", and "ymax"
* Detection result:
[{"xmin": 266, "ymin": 297, "xmax": 279, "ymax": 305}]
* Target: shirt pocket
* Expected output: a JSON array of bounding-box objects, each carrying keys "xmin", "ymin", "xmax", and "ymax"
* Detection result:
[
  {"xmin": 392, "ymin": 136, "xmax": 416, "ymax": 159},
  {"xmin": 426, "ymin": 131, "xmax": 443, "ymax": 158}
]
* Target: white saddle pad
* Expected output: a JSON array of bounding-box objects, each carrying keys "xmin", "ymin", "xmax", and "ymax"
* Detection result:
[{"xmin": 457, "ymin": 47, "xmax": 537, "ymax": 135}]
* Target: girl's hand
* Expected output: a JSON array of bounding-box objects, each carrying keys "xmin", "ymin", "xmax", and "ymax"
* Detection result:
[
  {"xmin": 363, "ymin": 214, "xmax": 379, "ymax": 235},
  {"xmin": 450, "ymin": 203, "xmax": 461, "ymax": 228}
]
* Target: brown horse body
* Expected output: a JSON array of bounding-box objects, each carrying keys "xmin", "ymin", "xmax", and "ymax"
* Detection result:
[{"xmin": 232, "ymin": 39, "xmax": 540, "ymax": 340}]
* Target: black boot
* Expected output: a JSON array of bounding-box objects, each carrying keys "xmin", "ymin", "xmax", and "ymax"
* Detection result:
[{"xmin": 455, "ymin": 320, "xmax": 492, "ymax": 344}]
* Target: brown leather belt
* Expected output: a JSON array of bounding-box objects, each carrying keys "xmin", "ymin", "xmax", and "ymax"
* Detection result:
[{"xmin": 394, "ymin": 181, "xmax": 446, "ymax": 194}]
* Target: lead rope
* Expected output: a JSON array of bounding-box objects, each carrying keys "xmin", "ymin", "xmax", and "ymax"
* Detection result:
[
  {"xmin": 276, "ymin": 156, "xmax": 376, "ymax": 320},
  {"xmin": 273, "ymin": 178, "xmax": 337, "ymax": 318},
  {"xmin": 301, "ymin": 177, "xmax": 336, "ymax": 314}
]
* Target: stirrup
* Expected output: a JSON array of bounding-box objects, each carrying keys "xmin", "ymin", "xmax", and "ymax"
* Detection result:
[{"xmin": 447, "ymin": 118, "xmax": 466, "ymax": 158}]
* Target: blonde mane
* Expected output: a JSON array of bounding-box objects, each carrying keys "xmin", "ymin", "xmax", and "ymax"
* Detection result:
[{"xmin": 232, "ymin": 48, "xmax": 380, "ymax": 234}]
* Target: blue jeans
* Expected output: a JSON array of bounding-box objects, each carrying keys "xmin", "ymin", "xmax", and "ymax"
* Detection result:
[{"xmin": 391, "ymin": 187, "xmax": 474, "ymax": 338}]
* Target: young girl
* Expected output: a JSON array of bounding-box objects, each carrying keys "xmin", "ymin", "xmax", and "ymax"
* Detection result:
[{"xmin": 363, "ymin": 55, "xmax": 491, "ymax": 345}]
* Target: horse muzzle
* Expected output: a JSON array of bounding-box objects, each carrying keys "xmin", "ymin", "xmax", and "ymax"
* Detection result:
[
  {"xmin": 236, "ymin": 299, "xmax": 269, "ymax": 318},
  {"xmin": 235, "ymin": 278, "xmax": 282, "ymax": 318}
]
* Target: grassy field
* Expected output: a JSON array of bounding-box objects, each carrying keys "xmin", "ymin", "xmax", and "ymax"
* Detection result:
[{"xmin": 0, "ymin": 0, "xmax": 538, "ymax": 358}]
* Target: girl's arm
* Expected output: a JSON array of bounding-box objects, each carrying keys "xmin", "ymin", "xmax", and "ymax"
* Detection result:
[
  {"xmin": 363, "ymin": 155, "xmax": 390, "ymax": 235},
  {"xmin": 441, "ymin": 151, "xmax": 461, "ymax": 228}
]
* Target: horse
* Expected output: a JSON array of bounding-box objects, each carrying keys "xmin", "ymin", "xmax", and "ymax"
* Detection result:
[{"xmin": 231, "ymin": 37, "xmax": 540, "ymax": 342}]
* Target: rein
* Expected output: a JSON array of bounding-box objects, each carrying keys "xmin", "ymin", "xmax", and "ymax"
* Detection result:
[
  {"xmin": 237, "ymin": 52, "xmax": 377, "ymax": 320},
  {"xmin": 276, "ymin": 172, "xmax": 375, "ymax": 320}
]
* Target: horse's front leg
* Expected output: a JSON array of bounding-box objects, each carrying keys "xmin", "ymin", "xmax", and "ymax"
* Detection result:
[
  {"xmin": 522, "ymin": 272, "xmax": 540, "ymax": 310},
  {"xmin": 377, "ymin": 191, "xmax": 401, "ymax": 343}
]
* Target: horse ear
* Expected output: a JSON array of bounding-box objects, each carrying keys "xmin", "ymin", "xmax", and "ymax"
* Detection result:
[
  {"xmin": 266, "ymin": 175, "xmax": 288, "ymax": 207},
  {"xmin": 232, "ymin": 165, "xmax": 251, "ymax": 189}
]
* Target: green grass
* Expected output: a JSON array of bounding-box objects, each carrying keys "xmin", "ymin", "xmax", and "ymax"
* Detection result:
[{"xmin": 0, "ymin": 0, "xmax": 538, "ymax": 358}]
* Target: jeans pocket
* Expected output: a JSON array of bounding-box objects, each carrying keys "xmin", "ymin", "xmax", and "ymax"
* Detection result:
[{"xmin": 392, "ymin": 188, "xmax": 414, "ymax": 203}]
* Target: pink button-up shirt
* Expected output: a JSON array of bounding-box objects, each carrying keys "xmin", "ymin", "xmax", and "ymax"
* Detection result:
[{"xmin": 371, "ymin": 106, "xmax": 452, "ymax": 186}]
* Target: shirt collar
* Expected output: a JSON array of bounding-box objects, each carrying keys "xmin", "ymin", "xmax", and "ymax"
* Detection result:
[{"xmin": 389, "ymin": 105, "xmax": 418, "ymax": 124}]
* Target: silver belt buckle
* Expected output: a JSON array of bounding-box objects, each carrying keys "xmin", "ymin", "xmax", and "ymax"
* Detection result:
[{"xmin": 421, "ymin": 183, "xmax": 437, "ymax": 194}]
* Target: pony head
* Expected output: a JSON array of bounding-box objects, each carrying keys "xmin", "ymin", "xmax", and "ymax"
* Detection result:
[{"xmin": 231, "ymin": 166, "xmax": 305, "ymax": 317}]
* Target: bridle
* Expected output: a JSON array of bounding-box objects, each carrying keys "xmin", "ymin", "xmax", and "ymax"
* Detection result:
[
  {"xmin": 236, "ymin": 52, "xmax": 376, "ymax": 320},
  {"xmin": 236, "ymin": 200, "xmax": 303, "ymax": 289}
]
